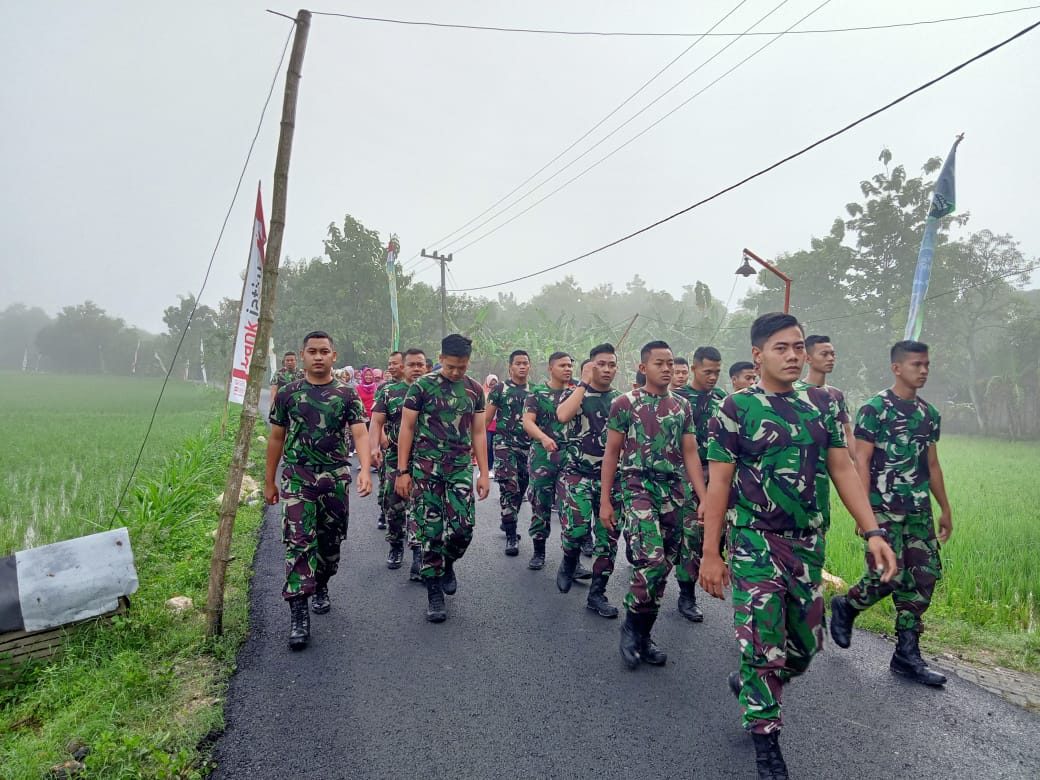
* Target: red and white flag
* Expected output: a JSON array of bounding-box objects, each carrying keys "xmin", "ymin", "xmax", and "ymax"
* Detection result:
[{"xmin": 228, "ymin": 184, "xmax": 267, "ymax": 404}]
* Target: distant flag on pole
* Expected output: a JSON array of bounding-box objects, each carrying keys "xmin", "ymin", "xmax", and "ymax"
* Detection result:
[
  {"xmin": 385, "ymin": 234, "xmax": 402, "ymax": 352},
  {"xmin": 228, "ymin": 183, "xmax": 267, "ymax": 404},
  {"xmin": 904, "ymin": 135, "xmax": 963, "ymax": 341}
]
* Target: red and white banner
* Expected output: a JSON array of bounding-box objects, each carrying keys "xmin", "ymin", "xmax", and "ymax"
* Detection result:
[{"xmin": 228, "ymin": 184, "xmax": 267, "ymax": 404}]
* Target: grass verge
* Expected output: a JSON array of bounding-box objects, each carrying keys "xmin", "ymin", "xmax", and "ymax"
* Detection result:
[{"xmin": 0, "ymin": 419, "xmax": 265, "ymax": 779}]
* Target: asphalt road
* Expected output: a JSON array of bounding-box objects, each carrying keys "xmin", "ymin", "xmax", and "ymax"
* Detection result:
[{"xmin": 213, "ymin": 478, "xmax": 1039, "ymax": 780}]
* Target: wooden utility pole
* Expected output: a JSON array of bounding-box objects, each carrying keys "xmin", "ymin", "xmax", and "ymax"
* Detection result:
[
  {"xmin": 420, "ymin": 248, "xmax": 453, "ymax": 339},
  {"xmin": 205, "ymin": 9, "xmax": 311, "ymax": 638}
]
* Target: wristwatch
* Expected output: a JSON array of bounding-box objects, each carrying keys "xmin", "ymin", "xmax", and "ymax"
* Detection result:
[{"xmin": 864, "ymin": 528, "xmax": 888, "ymax": 541}]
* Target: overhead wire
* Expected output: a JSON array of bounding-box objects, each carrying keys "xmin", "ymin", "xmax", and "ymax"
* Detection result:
[
  {"xmin": 447, "ymin": 0, "xmax": 833, "ymax": 256},
  {"xmin": 436, "ymin": 0, "xmax": 803, "ymax": 256},
  {"xmin": 398, "ymin": 0, "xmax": 754, "ymax": 268},
  {"xmin": 108, "ymin": 21, "xmax": 296, "ymax": 528},
  {"xmin": 447, "ymin": 18, "xmax": 1040, "ymax": 293},
  {"xmin": 306, "ymin": 6, "xmax": 1040, "ymax": 38}
]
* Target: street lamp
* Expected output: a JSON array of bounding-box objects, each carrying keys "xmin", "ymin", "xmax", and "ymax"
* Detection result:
[{"xmin": 736, "ymin": 248, "xmax": 792, "ymax": 314}]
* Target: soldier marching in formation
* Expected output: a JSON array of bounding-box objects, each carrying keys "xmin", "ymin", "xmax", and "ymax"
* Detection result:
[{"xmin": 264, "ymin": 319, "xmax": 950, "ymax": 780}]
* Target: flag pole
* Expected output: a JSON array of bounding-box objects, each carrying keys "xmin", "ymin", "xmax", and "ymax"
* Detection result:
[{"xmin": 206, "ymin": 10, "xmax": 311, "ymax": 638}]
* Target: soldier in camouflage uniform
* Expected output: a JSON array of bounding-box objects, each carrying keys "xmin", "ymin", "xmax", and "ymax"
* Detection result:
[
  {"xmin": 485, "ymin": 349, "xmax": 532, "ymax": 557},
  {"xmin": 270, "ymin": 351, "xmax": 304, "ymax": 396},
  {"xmin": 372, "ymin": 351, "xmax": 405, "ymax": 531},
  {"xmin": 370, "ymin": 348, "xmax": 425, "ymax": 571},
  {"xmin": 830, "ymin": 340, "xmax": 951, "ymax": 687},
  {"xmin": 555, "ymin": 346, "xmax": 621, "ymax": 612},
  {"xmin": 265, "ymin": 331, "xmax": 372, "ymax": 651},
  {"xmin": 600, "ymin": 341, "xmax": 706, "ymax": 671},
  {"xmin": 672, "ymin": 345, "xmax": 727, "ymax": 623},
  {"xmin": 728, "ymin": 361, "xmax": 758, "ymax": 392},
  {"xmin": 395, "ymin": 334, "xmax": 490, "ymax": 623},
  {"xmin": 699, "ymin": 313, "xmax": 897, "ymax": 780},
  {"xmin": 795, "ymin": 335, "xmax": 856, "ymax": 466},
  {"xmin": 521, "ymin": 351, "xmax": 573, "ymax": 571}
]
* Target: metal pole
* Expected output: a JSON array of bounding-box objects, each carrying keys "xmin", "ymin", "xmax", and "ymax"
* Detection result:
[
  {"xmin": 205, "ymin": 9, "xmax": 311, "ymax": 638},
  {"xmin": 742, "ymin": 248, "xmax": 793, "ymax": 314}
]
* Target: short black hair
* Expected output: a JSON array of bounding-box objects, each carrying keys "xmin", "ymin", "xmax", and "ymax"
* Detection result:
[
  {"xmin": 640, "ymin": 340, "xmax": 671, "ymax": 362},
  {"xmin": 283, "ymin": 351, "xmax": 297, "ymax": 358},
  {"xmin": 805, "ymin": 335, "xmax": 831, "ymax": 354},
  {"xmin": 425, "ymin": 357, "xmax": 434, "ymax": 370},
  {"xmin": 693, "ymin": 346, "xmax": 722, "ymax": 364},
  {"xmin": 580, "ymin": 358, "xmax": 592, "ymax": 370},
  {"xmin": 441, "ymin": 333, "xmax": 472, "ymax": 357},
  {"xmin": 673, "ymin": 356, "xmax": 689, "ymax": 367},
  {"xmin": 589, "ymin": 342, "xmax": 615, "ymax": 359},
  {"xmin": 634, "ymin": 370, "xmax": 646, "ymax": 387},
  {"xmin": 389, "ymin": 350, "xmax": 404, "ymax": 359},
  {"xmin": 509, "ymin": 349, "xmax": 529, "ymax": 364},
  {"xmin": 403, "ymin": 347, "xmax": 426, "ymax": 360},
  {"xmin": 303, "ymin": 330, "xmax": 333, "ymax": 347},
  {"xmin": 729, "ymin": 360, "xmax": 755, "ymax": 378},
  {"xmin": 750, "ymin": 313, "xmax": 801, "ymax": 349},
  {"xmin": 891, "ymin": 340, "xmax": 928, "ymax": 363},
  {"xmin": 548, "ymin": 351, "xmax": 571, "ymax": 365}
]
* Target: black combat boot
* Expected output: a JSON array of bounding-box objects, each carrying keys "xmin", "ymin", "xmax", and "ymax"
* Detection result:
[
  {"xmin": 586, "ymin": 574, "xmax": 618, "ymax": 618},
  {"xmin": 311, "ymin": 583, "xmax": 331, "ymax": 615},
  {"xmin": 677, "ymin": 581, "xmax": 704, "ymax": 622},
  {"xmin": 556, "ymin": 550, "xmax": 579, "ymax": 593},
  {"xmin": 288, "ymin": 596, "xmax": 310, "ymax": 650},
  {"xmin": 528, "ymin": 538, "xmax": 546, "ymax": 570},
  {"xmin": 573, "ymin": 559, "xmax": 593, "ymax": 580},
  {"xmin": 504, "ymin": 532, "xmax": 519, "ymax": 557},
  {"xmin": 386, "ymin": 545, "xmax": 404, "ymax": 570},
  {"xmin": 377, "ymin": 513, "xmax": 387, "ymax": 530},
  {"xmin": 426, "ymin": 578, "xmax": 447, "ymax": 623},
  {"xmin": 829, "ymin": 594, "xmax": 858, "ymax": 648},
  {"xmin": 409, "ymin": 547, "xmax": 423, "ymax": 581},
  {"xmin": 751, "ymin": 732, "xmax": 789, "ymax": 779},
  {"xmin": 727, "ymin": 671, "xmax": 741, "ymax": 699},
  {"xmin": 638, "ymin": 612, "xmax": 667, "ymax": 666},
  {"xmin": 580, "ymin": 533, "xmax": 594, "ymax": 558},
  {"xmin": 890, "ymin": 629, "xmax": 947, "ymax": 686},
  {"xmin": 441, "ymin": 559, "xmax": 458, "ymax": 595},
  {"xmin": 619, "ymin": 611, "xmax": 642, "ymax": 670}
]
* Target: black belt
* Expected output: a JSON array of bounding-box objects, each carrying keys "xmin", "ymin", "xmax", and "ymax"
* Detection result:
[{"xmin": 642, "ymin": 471, "xmax": 681, "ymax": 483}]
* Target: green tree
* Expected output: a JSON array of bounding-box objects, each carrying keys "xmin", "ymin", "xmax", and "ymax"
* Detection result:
[{"xmin": 0, "ymin": 304, "xmax": 51, "ymax": 370}]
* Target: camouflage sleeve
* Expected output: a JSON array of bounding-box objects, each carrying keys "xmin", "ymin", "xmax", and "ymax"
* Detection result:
[
  {"xmin": 487, "ymin": 383, "xmax": 503, "ymax": 408},
  {"xmin": 269, "ymin": 387, "xmax": 289, "ymax": 427},
  {"xmin": 854, "ymin": 398, "xmax": 881, "ymax": 443},
  {"xmin": 404, "ymin": 379, "xmax": 426, "ymax": 413},
  {"xmin": 833, "ymin": 388, "xmax": 851, "ymax": 426},
  {"xmin": 825, "ymin": 396, "xmax": 847, "ymax": 449},
  {"xmin": 373, "ymin": 384, "xmax": 387, "ymax": 406},
  {"xmin": 680, "ymin": 397, "xmax": 696, "ymax": 437},
  {"xmin": 706, "ymin": 396, "xmax": 739, "ymax": 464},
  {"xmin": 605, "ymin": 395, "xmax": 632, "ymax": 435},
  {"xmin": 929, "ymin": 403, "xmax": 941, "ymax": 444},
  {"xmin": 343, "ymin": 387, "xmax": 367, "ymax": 427},
  {"xmin": 372, "ymin": 389, "xmax": 389, "ymax": 416},
  {"xmin": 523, "ymin": 390, "xmax": 540, "ymax": 416},
  {"xmin": 473, "ymin": 380, "xmax": 486, "ymax": 414}
]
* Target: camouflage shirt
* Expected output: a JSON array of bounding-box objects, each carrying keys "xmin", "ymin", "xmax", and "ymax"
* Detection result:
[
  {"xmin": 707, "ymin": 386, "xmax": 846, "ymax": 532},
  {"xmin": 404, "ymin": 372, "xmax": 485, "ymax": 476},
  {"xmin": 795, "ymin": 379, "xmax": 851, "ymax": 426},
  {"xmin": 673, "ymin": 385, "xmax": 727, "ymax": 468},
  {"xmin": 854, "ymin": 389, "xmax": 940, "ymax": 514},
  {"xmin": 606, "ymin": 389, "xmax": 695, "ymax": 478},
  {"xmin": 372, "ymin": 381, "xmax": 411, "ymax": 468},
  {"xmin": 562, "ymin": 386, "xmax": 620, "ymax": 478},
  {"xmin": 487, "ymin": 379, "xmax": 531, "ymax": 449},
  {"xmin": 272, "ymin": 367, "xmax": 304, "ymax": 389},
  {"xmin": 269, "ymin": 378, "xmax": 367, "ymax": 470},
  {"xmin": 524, "ymin": 385, "xmax": 569, "ymax": 450}
]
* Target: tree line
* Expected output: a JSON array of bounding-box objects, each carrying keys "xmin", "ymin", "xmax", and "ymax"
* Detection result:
[{"xmin": 2, "ymin": 149, "xmax": 1035, "ymax": 437}]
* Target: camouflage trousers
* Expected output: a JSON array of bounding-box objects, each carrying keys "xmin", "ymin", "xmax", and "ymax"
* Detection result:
[
  {"xmin": 381, "ymin": 459, "xmax": 417, "ymax": 550},
  {"xmin": 556, "ymin": 471, "xmax": 620, "ymax": 558},
  {"xmin": 527, "ymin": 445, "xmax": 564, "ymax": 540},
  {"xmin": 280, "ymin": 463, "xmax": 351, "ymax": 600},
  {"xmin": 620, "ymin": 474, "xmax": 685, "ymax": 614},
  {"xmin": 494, "ymin": 441, "xmax": 530, "ymax": 534},
  {"xmin": 676, "ymin": 481, "xmax": 703, "ymax": 585},
  {"xmin": 845, "ymin": 511, "xmax": 942, "ymax": 633},
  {"xmin": 730, "ymin": 526, "xmax": 825, "ymax": 735},
  {"xmin": 411, "ymin": 463, "xmax": 475, "ymax": 580}
]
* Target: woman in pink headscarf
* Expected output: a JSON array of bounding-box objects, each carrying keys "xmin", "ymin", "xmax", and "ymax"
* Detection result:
[
  {"xmin": 484, "ymin": 373, "xmax": 499, "ymax": 476},
  {"xmin": 356, "ymin": 366, "xmax": 379, "ymax": 420}
]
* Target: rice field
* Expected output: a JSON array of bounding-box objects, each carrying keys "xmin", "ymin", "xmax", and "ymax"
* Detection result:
[
  {"xmin": 825, "ymin": 434, "xmax": 1040, "ymax": 634},
  {"xmin": 0, "ymin": 372, "xmax": 223, "ymax": 556}
]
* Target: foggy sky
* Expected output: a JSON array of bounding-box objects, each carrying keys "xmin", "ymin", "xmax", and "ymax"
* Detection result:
[{"xmin": 2, "ymin": 0, "xmax": 1037, "ymax": 334}]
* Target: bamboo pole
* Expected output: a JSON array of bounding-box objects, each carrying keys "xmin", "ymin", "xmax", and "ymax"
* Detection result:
[{"xmin": 205, "ymin": 10, "xmax": 311, "ymax": 638}]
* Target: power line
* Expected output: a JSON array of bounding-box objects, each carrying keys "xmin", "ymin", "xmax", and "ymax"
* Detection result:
[
  {"xmin": 108, "ymin": 22, "xmax": 296, "ymax": 528},
  {"xmin": 399, "ymin": 0, "xmax": 754, "ymax": 268},
  {"xmin": 447, "ymin": 0, "xmax": 832, "ymax": 256},
  {"xmin": 448, "ymin": 18, "xmax": 1040, "ymax": 293},
  {"xmin": 438, "ymin": 0, "xmax": 805, "ymax": 255},
  {"xmin": 306, "ymin": 6, "xmax": 1040, "ymax": 38}
]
